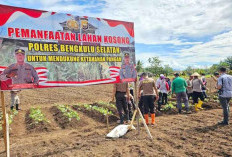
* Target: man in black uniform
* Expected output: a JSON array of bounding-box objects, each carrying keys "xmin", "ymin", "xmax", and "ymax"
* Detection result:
[{"xmin": 112, "ymin": 82, "xmax": 130, "ymax": 124}]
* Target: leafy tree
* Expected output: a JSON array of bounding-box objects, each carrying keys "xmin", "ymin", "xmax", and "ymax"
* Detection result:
[
  {"xmin": 136, "ymin": 60, "xmax": 144, "ymax": 72},
  {"xmin": 147, "ymin": 57, "xmax": 163, "ymax": 76},
  {"xmin": 224, "ymin": 56, "xmax": 232, "ymax": 70},
  {"xmin": 184, "ymin": 66, "xmax": 194, "ymax": 76},
  {"xmin": 162, "ymin": 64, "xmax": 174, "ymax": 76}
]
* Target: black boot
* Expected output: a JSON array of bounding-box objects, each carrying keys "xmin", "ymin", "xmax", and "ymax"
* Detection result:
[
  {"xmin": 16, "ymin": 104, "xmax": 21, "ymax": 110},
  {"xmin": 10, "ymin": 106, "xmax": 14, "ymax": 110},
  {"xmin": 120, "ymin": 115, "xmax": 124, "ymax": 124},
  {"xmin": 158, "ymin": 104, "xmax": 161, "ymax": 111}
]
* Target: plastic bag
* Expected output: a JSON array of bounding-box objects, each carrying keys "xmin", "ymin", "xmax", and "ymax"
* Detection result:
[{"xmin": 106, "ymin": 124, "xmax": 136, "ymax": 138}]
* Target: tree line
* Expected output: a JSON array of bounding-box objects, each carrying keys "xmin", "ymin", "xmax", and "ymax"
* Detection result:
[{"xmin": 136, "ymin": 56, "xmax": 232, "ymax": 77}]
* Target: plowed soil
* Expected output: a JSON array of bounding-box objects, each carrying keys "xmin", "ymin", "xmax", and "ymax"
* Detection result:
[{"xmin": 0, "ymin": 84, "xmax": 232, "ymax": 157}]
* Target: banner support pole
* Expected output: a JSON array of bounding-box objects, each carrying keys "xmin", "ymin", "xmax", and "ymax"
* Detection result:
[
  {"xmin": 134, "ymin": 81, "xmax": 140, "ymax": 134},
  {"xmin": 1, "ymin": 91, "xmax": 10, "ymax": 157}
]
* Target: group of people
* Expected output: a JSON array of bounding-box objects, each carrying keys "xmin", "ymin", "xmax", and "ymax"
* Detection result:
[{"xmin": 112, "ymin": 67, "xmax": 232, "ymax": 126}]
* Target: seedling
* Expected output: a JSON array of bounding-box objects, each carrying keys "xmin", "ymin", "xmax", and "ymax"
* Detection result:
[
  {"xmin": 79, "ymin": 104, "xmax": 113, "ymax": 116},
  {"xmin": 57, "ymin": 104, "xmax": 80, "ymax": 121},
  {"xmin": 162, "ymin": 103, "xmax": 175, "ymax": 111},
  {"xmin": 0, "ymin": 109, "xmax": 18, "ymax": 130},
  {"xmin": 98, "ymin": 101, "xmax": 117, "ymax": 109},
  {"xmin": 29, "ymin": 108, "xmax": 49, "ymax": 124}
]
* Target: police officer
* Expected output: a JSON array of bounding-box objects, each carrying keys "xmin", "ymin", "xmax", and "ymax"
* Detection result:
[
  {"xmin": 0, "ymin": 48, "xmax": 39, "ymax": 110},
  {"xmin": 112, "ymin": 82, "xmax": 130, "ymax": 124},
  {"xmin": 0, "ymin": 48, "xmax": 39, "ymax": 84},
  {"xmin": 119, "ymin": 53, "xmax": 136, "ymax": 81},
  {"xmin": 138, "ymin": 73, "xmax": 159, "ymax": 125}
]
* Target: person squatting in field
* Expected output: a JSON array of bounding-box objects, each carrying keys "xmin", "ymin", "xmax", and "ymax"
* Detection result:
[
  {"xmin": 191, "ymin": 72, "xmax": 205, "ymax": 111},
  {"xmin": 112, "ymin": 82, "xmax": 130, "ymax": 124},
  {"xmin": 172, "ymin": 72, "xmax": 190, "ymax": 114},
  {"xmin": 157, "ymin": 75, "xmax": 170, "ymax": 111},
  {"xmin": 139, "ymin": 73, "xmax": 159, "ymax": 125},
  {"xmin": 217, "ymin": 67, "xmax": 232, "ymax": 125}
]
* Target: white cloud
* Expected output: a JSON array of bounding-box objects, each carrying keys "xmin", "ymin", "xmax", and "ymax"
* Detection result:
[
  {"xmin": 33, "ymin": 0, "xmax": 232, "ymax": 45},
  {"xmin": 138, "ymin": 30, "xmax": 232, "ymax": 70},
  {"xmin": 98, "ymin": 0, "xmax": 232, "ymax": 45},
  {"xmin": 2, "ymin": 0, "xmax": 232, "ymax": 69}
]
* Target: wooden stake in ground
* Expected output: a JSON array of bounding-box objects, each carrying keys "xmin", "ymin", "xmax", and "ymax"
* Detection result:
[
  {"xmin": 106, "ymin": 114, "xmax": 109, "ymax": 132},
  {"xmin": 5, "ymin": 113, "xmax": 10, "ymax": 157},
  {"xmin": 132, "ymin": 81, "xmax": 153, "ymax": 140},
  {"xmin": 1, "ymin": 91, "xmax": 10, "ymax": 157},
  {"xmin": 134, "ymin": 81, "xmax": 140, "ymax": 133}
]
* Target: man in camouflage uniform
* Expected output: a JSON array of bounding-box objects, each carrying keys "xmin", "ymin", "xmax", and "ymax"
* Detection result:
[
  {"xmin": 119, "ymin": 53, "xmax": 136, "ymax": 82},
  {"xmin": 0, "ymin": 48, "xmax": 39, "ymax": 110}
]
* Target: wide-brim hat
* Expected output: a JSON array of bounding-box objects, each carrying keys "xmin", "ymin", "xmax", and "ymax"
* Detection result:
[{"xmin": 191, "ymin": 72, "xmax": 200, "ymax": 77}]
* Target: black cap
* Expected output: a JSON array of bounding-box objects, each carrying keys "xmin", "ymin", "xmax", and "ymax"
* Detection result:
[
  {"xmin": 174, "ymin": 72, "xmax": 179, "ymax": 76},
  {"xmin": 15, "ymin": 49, "xmax": 25, "ymax": 54},
  {"xmin": 124, "ymin": 53, "xmax": 129, "ymax": 58},
  {"xmin": 214, "ymin": 72, "xmax": 219, "ymax": 76}
]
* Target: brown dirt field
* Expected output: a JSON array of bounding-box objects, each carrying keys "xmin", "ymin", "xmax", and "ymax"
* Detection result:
[
  {"xmin": 50, "ymin": 106, "xmax": 86, "ymax": 129},
  {"xmin": 73, "ymin": 104, "xmax": 118, "ymax": 123},
  {"xmin": 0, "ymin": 84, "xmax": 232, "ymax": 157}
]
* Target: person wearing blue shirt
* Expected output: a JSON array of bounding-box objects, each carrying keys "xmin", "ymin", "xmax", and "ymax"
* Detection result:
[{"xmin": 217, "ymin": 67, "xmax": 232, "ymax": 125}]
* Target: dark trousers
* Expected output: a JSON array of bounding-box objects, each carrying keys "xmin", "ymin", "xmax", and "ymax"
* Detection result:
[
  {"xmin": 202, "ymin": 91, "xmax": 207, "ymax": 99},
  {"xmin": 143, "ymin": 95, "xmax": 156, "ymax": 114},
  {"xmin": 187, "ymin": 92, "xmax": 193, "ymax": 100},
  {"xmin": 139, "ymin": 96, "xmax": 144, "ymax": 116},
  {"xmin": 127, "ymin": 98, "xmax": 135, "ymax": 120},
  {"xmin": 116, "ymin": 92, "xmax": 129, "ymax": 123},
  {"xmin": 158, "ymin": 92, "xmax": 168, "ymax": 111},
  {"xmin": 219, "ymin": 97, "xmax": 231, "ymax": 123},
  {"xmin": 193, "ymin": 91, "xmax": 204, "ymax": 104}
]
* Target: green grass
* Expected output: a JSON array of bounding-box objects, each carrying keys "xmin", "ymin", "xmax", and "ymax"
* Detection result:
[
  {"xmin": 29, "ymin": 108, "xmax": 49, "ymax": 124},
  {"xmin": 57, "ymin": 104, "xmax": 80, "ymax": 121}
]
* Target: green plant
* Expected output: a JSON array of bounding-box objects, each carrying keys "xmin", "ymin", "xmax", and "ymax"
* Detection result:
[
  {"xmin": 162, "ymin": 102, "xmax": 175, "ymax": 111},
  {"xmin": 79, "ymin": 104, "xmax": 113, "ymax": 116},
  {"xmin": 57, "ymin": 104, "xmax": 80, "ymax": 121},
  {"xmin": 92, "ymin": 106, "xmax": 113, "ymax": 115},
  {"xmin": 0, "ymin": 109, "xmax": 18, "ymax": 131},
  {"xmin": 98, "ymin": 101, "xmax": 117, "ymax": 109},
  {"xmin": 213, "ymin": 95, "xmax": 218, "ymax": 100},
  {"xmin": 29, "ymin": 108, "xmax": 49, "ymax": 124}
]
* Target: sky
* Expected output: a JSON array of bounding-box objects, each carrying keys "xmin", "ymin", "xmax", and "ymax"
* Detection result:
[{"xmin": 0, "ymin": 0, "xmax": 232, "ymax": 70}]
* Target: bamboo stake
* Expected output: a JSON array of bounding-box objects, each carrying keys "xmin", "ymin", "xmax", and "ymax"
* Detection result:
[
  {"xmin": 137, "ymin": 108, "xmax": 153, "ymax": 140},
  {"xmin": 106, "ymin": 114, "xmax": 109, "ymax": 132},
  {"xmin": 128, "ymin": 109, "xmax": 137, "ymax": 130},
  {"xmin": 134, "ymin": 81, "xmax": 140, "ymax": 134},
  {"xmin": 1, "ymin": 91, "xmax": 10, "ymax": 157},
  {"xmin": 5, "ymin": 113, "xmax": 10, "ymax": 157}
]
